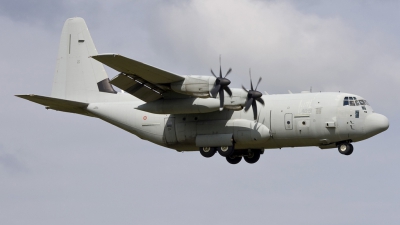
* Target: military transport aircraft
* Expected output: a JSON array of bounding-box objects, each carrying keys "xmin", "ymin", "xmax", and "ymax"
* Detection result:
[{"xmin": 17, "ymin": 18, "xmax": 389, "ymax": 164}]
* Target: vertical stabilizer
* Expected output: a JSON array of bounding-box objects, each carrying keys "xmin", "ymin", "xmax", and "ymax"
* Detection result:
[{"xmin": 51, "ymin": 17, "xmax": 115, "ymax": 103}]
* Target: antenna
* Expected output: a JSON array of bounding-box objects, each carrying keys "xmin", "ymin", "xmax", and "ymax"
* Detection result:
[{"xmin": 310, "ymin": 86, "xmax": 312, "ymax": 93}]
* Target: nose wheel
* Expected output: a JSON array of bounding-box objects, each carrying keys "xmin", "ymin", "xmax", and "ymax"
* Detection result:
[{"xmin": 338, "ymin": 143, "xmax": 353, "ymax": 155}]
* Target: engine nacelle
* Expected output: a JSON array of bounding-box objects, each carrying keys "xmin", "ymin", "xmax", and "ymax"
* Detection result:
[{"xmin": 170, "ymin": 75, "xmax": 215, "ymax": 97}]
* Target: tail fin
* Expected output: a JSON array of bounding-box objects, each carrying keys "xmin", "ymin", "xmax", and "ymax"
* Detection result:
[{"xmin": 51, "ymin": 17, "xmax": 116, "ymax": 103}]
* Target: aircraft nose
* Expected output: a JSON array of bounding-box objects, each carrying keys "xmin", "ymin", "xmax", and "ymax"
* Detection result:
[{"xmin": 364, "ymin": 113, "xmax": 389, "ymax": 137}]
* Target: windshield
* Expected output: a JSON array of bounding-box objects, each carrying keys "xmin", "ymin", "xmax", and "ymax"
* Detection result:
[{"xmin": 343, "ymin": 96, "xmax": 369, "ymax": 106}]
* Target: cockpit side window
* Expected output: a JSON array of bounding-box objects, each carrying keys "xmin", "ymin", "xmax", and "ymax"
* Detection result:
[{"xmin": 343, "ymin": 97, "xmax": 349, "ymax": 106}]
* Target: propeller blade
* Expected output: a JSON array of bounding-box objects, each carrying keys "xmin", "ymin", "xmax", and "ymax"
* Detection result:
[
  {"xmin": 255, "ymin": 77, "xmax": 262, "ymax": 90},
  {"xmin": 252, "ymin": 100, "xmax": 258, "ymax": 120},
  {"xmin": 244, "ymin": 98, "xmax": 253, "ymax": 111},
  {"xmin": 242, "ymin": 85, "xmax": 248, "ymax": 93},
  {"xmin": 223, "ymin": 86, "xmax": 232, "ymax": 97},
  {"xmin": 219, "ymin": 65, "xmax": 222, "ymax": 78},
  {"xmin": 219, "ymin": 88, "xmax": 224, "ymax": 111},
  {"xmin": 224, "ymin": 68, "xmax": 232, "ymax": 78},
  {"xmin": 211, "ymin": 69, "xmax": 217, "ymax": 78},
  {"xmin": 250, "ymin": 74, "xmax": 254, "ymax": 91},
  {"xmin": 256, "ymin": 97, "xmax": 265, "ymax": 105},
  {"xmin": 211, "ymin": 84, "xmax": 220, "ymax": 98}
]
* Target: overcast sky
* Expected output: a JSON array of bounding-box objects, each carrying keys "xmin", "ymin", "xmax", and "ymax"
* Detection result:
[{"xmin": 1, "ymin": 0, "xmax": 399, "ymax": 224}]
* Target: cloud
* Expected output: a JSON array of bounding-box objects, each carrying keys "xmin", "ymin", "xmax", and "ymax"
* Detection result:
[
  {"xmin": 1, "ymin": 1, "xmax": 400, "ymax": 224},
  {"xmin": 143, "ymin": 0, "xmax": 399, "ymax": 110}
]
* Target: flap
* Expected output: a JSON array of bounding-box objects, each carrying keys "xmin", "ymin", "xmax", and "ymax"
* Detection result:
[
  {"xmin": 110, "ymin": 73, "xmax": 163, "ymax": 102},
  {"xmin": 91, "ymin": 54, "xmax": 185, "ymax": 84}
]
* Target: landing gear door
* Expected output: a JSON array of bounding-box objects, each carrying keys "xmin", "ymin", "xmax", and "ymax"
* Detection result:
[
  {"xmin": 164, "ymin": 117, "xmax": 177, "ymax": 144},
  {"xmin": 285, "ymin": 113, "xmax": 293, "ymax": 130}
]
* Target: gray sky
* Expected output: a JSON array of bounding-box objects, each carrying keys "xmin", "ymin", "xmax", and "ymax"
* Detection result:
[{"xmin": 1, "ymin": 0, "xmax": 399, "ymax": 224}]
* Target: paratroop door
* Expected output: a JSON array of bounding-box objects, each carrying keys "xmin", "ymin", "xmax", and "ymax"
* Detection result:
[{"xmin": 164, "ymin": 117, "xmax": 177, "ymax": 144}]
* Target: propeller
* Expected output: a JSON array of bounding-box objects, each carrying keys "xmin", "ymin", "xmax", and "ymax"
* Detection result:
[
  {"xmin": 210, "ymin": 56, "xmax": 232, "ymax": 111},
  {"xmin": 242, "ymin": 69, "xmax": 264, "ymax": 120}
]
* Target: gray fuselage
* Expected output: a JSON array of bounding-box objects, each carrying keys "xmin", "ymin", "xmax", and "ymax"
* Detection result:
[{"xmin": 86, "ymin": 92, "xmax": 388, "ymax": 152}]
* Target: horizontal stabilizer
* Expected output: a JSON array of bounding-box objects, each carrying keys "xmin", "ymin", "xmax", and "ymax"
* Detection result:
[
  {"xmin": 91, "ymin": 54, "xmax": 185, "ymax": 84},
  {"xmin": 16, "ymin": 94, "xmax": 90, "ymax": 116}
]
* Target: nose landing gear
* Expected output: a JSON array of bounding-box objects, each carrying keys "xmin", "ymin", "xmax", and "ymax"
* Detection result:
[{"xmin": 337, "ymin": 143, "xmax": 353, "ymax": 155}]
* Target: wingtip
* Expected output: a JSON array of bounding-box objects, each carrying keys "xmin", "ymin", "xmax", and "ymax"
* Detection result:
[{"xmin": 15, "ymin": 94, "xmax": 34, "ymax": 98}]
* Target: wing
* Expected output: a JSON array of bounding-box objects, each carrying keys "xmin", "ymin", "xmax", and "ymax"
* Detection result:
[{"xmin": 91, "ymin": 54, "xmax": 187, "ymax": 102}]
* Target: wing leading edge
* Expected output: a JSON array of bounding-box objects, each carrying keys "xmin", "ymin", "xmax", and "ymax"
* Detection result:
[{"xmin": 91, "ymin": 54, "xmax": 186, "ymax": 102}]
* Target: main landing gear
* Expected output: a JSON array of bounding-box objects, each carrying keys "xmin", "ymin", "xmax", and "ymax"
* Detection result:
[
  {"xmin": 337, "ymin": 143, "xmax": 353, "ymax": 155},
  {"xmin": 200, "ymin": 146, "xmax": 263, "ymax": 164},
  {"xmin": 199, "ymin": 147, "xmax": 217, "ymax": 158}
]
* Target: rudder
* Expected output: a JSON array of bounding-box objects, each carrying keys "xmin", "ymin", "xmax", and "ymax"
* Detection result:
[{"xmin": 51, "ymin": 17, "xmax": 116, "ymax": 103}]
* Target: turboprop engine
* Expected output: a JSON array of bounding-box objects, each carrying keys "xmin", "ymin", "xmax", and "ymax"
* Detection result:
[
  {"xmin": 136, "ymin": 88, "xmax": 248, "ymax": 114},
  {"xmin": 170, "ymin": 75, "xmax": 215, "ymax": 97}
]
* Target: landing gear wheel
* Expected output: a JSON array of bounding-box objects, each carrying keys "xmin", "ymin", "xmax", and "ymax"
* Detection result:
[
  {"xmin": 199, "ymin": 147, "xmax": 216, "ymax": 158},
  {"xmin": 347, "ymin": 144, "xmax": 354, "ymax": 155},
  {"xmin": 218, "ymin": 146, "xmax": 234, "ymax": 157},
  {"xmin": 226, "ymin": 155, "xmax": 242, "ymax": 164},
  {"xmin": 338, "ymin": 143, "xmax": 353, "ymax": 155},
  {"xmin": 244, "ymin": 150, "xmax": 261, "ymax": 164}
]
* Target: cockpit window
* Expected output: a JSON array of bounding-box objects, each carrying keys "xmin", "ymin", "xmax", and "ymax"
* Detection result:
[
  {"xmin": 343, "ymin": 97, "xmax": 349, "ymax": 106},
  {"xmin": 343, "ymin": 96, "xmax": 369, "ymax": 106}
]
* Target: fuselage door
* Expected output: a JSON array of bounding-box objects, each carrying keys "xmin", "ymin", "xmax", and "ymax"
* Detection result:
[
  {"xmin": 164, "ymin": 117, "xmax": 177, "ymax": 144},
  {"xmin": 285, "ymin": 113, "xmax": 293, "ymax": 130}
]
